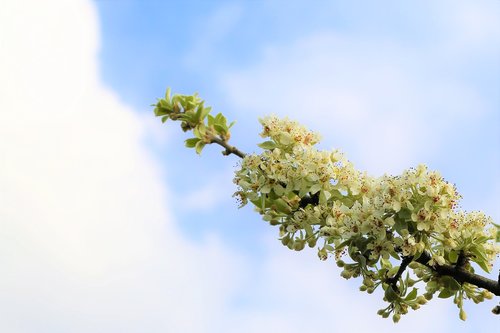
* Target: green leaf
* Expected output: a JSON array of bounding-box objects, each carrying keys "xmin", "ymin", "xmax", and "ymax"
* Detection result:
[
  {"xmin": 397, "ymin": 208, "xmax": 411, "ymax": 220},
  {"xmin": 200, "ymin": 106, "xmax": 211, "ymax": 121},
  {"xmin": 309, "ymin": 183, "xmax": 322, "ymax": 195},
  {"xmin": 273, "ymin": 198, "xmax": 291, "ymax": 214},
  {"xmin": 304, "ymin": 223, "xmax": 314, "ymax": 237},
  {"xmin": 160, "ymin": 98, "xmax": 170, "ymax": 109},
  {"xmin": 405, "ymin": 288, "xmax": 418, "ymax": 301},
  {"xmin": 438, "ymin": 289, "xmax": 455, "ymax": 299},
  {"xmin": 154, "ymin": 104, "xmax": 169, "ymax": 117},
  {"xmin": 260, "ymin": 184, "xmax": 271, "ymax": 194},
  {"xmin": 387, "ymin": 266, "xmax": 399, "ymax": 278},
  {"xmin": 319, "ymin": 190, "xmax": 331, "ymax": 204},
  {"xmin": 440, "ymin": 276, "xmax": 461, "ymax": 291},
  {"xmin": 273, "ymin": 184, "xmax": 285, "ymax": 196},
  {"xmin": 214, "ymin": 124, "xmax": 227, "ymax": 135},
  {"xmin": 393, "ymin": 217, "xmax": 407, "ymax": 236},
  {"xmin": 494, "ymin": 223, "xmax": 500, "ymax": 242},
  {"xmin": 161, "ymin": 115, "xmax": 169, "ymax": 123},
  {"xmin": 448, "ymin": 250, "xmax": 458, "ymax": 264},
  {"xmin": 258, "ymin": 141, "xmax": 277, "ymax": 150},
  {"xmin": 470, "ymin": 247, "xmax": 491, "ymax": 272},
  {"xmin": 385, "ymin": 285, "xmax": 399, "ymax": 302},
  {"xmin": 185, "ymin": 138, "xmax": 200, "ymax": 148},
  {"xmin": 389, "ymin": 250, "xmax": 400, "ymax": 260},
  {"xmin": 207, "ymin": 114, "xmax": 215, "ymax": 127},
  {"xmin": 278, "ymin": 133, "xmax": 294, "ymax": 145},
  {"xmin": 165, "ymin": 87, "xmax": 171, "ymax": 100},
  {"xmin": 195, "ymin": 140, "xmax": 205, "ymax": 154}
]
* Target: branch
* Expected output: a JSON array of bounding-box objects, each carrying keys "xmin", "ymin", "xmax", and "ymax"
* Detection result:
[
  {"xmin": 415, "ymin": 251, "xmax": 500, "ymax": 296},
  {"xmin": 387, "ymin": 255, "xmax": 414, "ymax": 290},
  {"xmin": 209, "ymin": 136, "xmax": 246, "ymax": 158}
]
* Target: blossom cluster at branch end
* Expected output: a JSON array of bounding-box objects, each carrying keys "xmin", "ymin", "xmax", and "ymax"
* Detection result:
[{"xmin": 233, "ymin": 115, "xmax": 499, "ymax": 322}]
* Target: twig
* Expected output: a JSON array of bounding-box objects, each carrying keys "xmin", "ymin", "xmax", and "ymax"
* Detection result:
[{"xmin": 209, "ymin": 137, "xmax": 247, "ymax": 158}]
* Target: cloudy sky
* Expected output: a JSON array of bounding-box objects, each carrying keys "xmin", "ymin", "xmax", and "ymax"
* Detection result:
[{"xmin": 1, "ymin": 0, "xmax": 499, "ymax": 332}]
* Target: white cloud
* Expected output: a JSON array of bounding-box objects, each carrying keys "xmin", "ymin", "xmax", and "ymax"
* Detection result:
[{"xmin": 0, "ymin": 1, "xmax": 243, "ymax": 332}]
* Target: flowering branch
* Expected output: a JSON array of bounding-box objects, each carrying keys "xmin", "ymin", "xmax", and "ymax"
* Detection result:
[{"xmin": 155, "ymin": 89, "xmax": 500, "ymax": 322}]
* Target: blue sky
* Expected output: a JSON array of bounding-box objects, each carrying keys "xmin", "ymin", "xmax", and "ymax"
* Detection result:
[{"xmin": 1, "ymin": 0, "xmax": 499, "ymax": 332}]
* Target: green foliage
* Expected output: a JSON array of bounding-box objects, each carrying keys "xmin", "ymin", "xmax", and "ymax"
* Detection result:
[{"xmin": 153, "ymin": 88, "xmax": 235, "ymax": 154}]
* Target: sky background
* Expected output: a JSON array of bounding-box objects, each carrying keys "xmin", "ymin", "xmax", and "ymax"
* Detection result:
[{"xmin": 1, "ymin": 0, "xmax": 499, "ymax": 332}]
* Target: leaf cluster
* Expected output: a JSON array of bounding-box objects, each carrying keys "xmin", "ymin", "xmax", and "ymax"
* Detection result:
[{"xmin": 154, "ymin": 88, "xmax": 235, "ymax": 154}]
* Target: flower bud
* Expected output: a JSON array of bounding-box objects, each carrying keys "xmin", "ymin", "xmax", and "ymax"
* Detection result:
[
  {"xmin": 416, "ymin": 296, "xmax": 427, "ymax": 305},
  {"xmin": 293, "ymin": 240, "xmax": 305, "ymax": 251},
  {"xmin": 340, "ymin": 270, "xmax": 352, "ymax": 279},
  {"xmin": 459, "ymin": 308, "xmax": 467, "ymax": 321}
]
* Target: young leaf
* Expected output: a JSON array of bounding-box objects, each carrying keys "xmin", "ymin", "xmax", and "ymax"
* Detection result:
[
  {"xmin": 258, "ymin": 141, "xmax": 277, "ymax": 150},
  {"xmin": 309, "ymin": 183, "xmax": 322, "ymax": 195},
  {"xmin": 438, "ymin": 289, "xmax": 455, "ymax": 299},
  {"xmin": 185, "ymin": 138, "xmax": 201, "ymax": 148},
  {"xmin": 214, "ymin": 124, "xmax": 227, "ymax": 135},
  {"xmin": 385, "ymin": 285, "xmax": 399, "ymax": 302},
  {"xmin": 405, "ymin": 288, "xmax": 418, "ymax": 301},
  {"xmin": 448, "ymin": 250, "xmax": 458, "ymax": 264},
  {"xmin": 195, "ymin": 140, "xmax": 205, "ymax": 154}
]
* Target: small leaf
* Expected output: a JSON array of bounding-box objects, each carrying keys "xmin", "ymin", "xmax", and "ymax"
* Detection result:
[
  {"xmin": 185, "ymin": 138, "xmax": 200, "ymax": 148},
  {"xmin": 260, "ymin": 184, "xmax": 271, "ymax": 194},
  {"xmin": 319, "ymin": 190, "xmax": 331, "ymax": 204},
  {"xmin": 214, "ymin": 124, "xmax": 227, "ymax": 135},
  {"xmin": 405, "ymin": 288, "xmax": 418, "ymax": 301},
  {"xmin": 161, "ymin": 115, "xmax": 169, "ymax": 123},
  {"xmin": 195, "ymin": 140, "xmax": 205, "ymax": 154},
  {"xmin": 492, "ymin": 223, "xmax": 500, "ymax": 242},
  {"xmin": 440, "ymin": 276, "xmax": 461, "ymax": 291},
  {"xmin": 438, "ymin": 289, "xmax": 455, "ymax": 299},
  {"xmin": 258, "ymin": 141, "xmax": 277, "ymax": 150},
  {"xmin": 207, "ymin": 114, "xmax": 215, "ymax": 127},
  {"xmin": 278, "ymin": 133, "xmax": 293, "ymax": 145},
  {"xmin": 273, "ymin": 184, "xmax": 285, "ymax": 196},
  {"xmin": 304, "ymin": 223, "xmax": 314, "ymax": 236},
  {"xmin": 470, "ymin": 247, "xmax": 490, "ymax": 272},
  {"xmin": 160, "ymin": 99, "xmax": 170, "ymax": 109},
  {"xmin": 385, "ymin": 285, "xmax": 399, "ymax": 302},
  {"xmin": 389, "ymin": 250, "xmax": 400, "ymax": 260},
  {"xmin": 387, "ymin": 266, "xmax": 399, "ymax": 278},
  {"xmin": 273, "ymin": 198, "xmax": 291, "ymax": 214},
  {"xmin": 200, "ymin": 106, "xmax": 211, "ymax": 121},
  {"xmin": 448, "ymin": 250, "xmax": 458, "ymax": 264},
  {"xmin": 309, "ymin": 183, "xmax": 322, "ymax": 194}
]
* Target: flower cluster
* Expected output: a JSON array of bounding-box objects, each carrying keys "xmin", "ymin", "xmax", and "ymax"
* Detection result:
[{"xmin": 233, "ymin": 115, "xmax": 498, "ymax": 322}]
